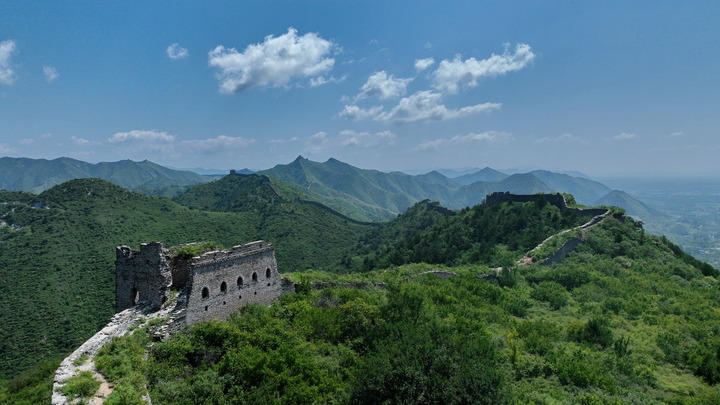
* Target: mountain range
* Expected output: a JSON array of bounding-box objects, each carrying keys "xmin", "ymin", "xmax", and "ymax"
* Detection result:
[{"xmin": 0, "ymin": 156, "xmax": 660, "ymax": 222}]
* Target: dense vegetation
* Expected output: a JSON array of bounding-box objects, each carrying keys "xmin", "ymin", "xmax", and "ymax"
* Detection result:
[
  {"xmin": 347, "ymin": 198, "xmax": 593, "ymax": 271},
  {"xmin": 68, "ymin": 216, "xmax": 720, "ymax": 403},
  {"xmin": 2, "ymin": 171, "xmax": 719, "ymax": 403},
  {"xmin": 0, "ymin": 176, "xmax": 370, "ymax": 380}
]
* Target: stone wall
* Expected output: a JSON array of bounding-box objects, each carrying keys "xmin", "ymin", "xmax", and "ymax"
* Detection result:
[
  {"xmin": 485, "ymin": 191, "xmax": 568, "ymax": 209},
  {"xmin": 184, "ymin": 241, "xmax": 283, "ymax": 325},
  {"xmin": 116, "ymin": 240, "xmax": 283, "ymax": 327},
  {"xmin": 115, "ymin": 242, "xmax": 171, "ymax": 312},
  {"xmin": 484, "ymin": 192, "xmax": 608, "ymax": 217}
]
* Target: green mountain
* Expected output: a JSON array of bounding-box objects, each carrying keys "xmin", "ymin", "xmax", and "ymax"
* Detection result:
[
  {"xmin": 452, "ymin": 167, "xmax": 508, "ymax": 184},
  {"xmin": 0, "ymin": 157, "xmax": 212, "ymax": 196},
  {"xmin": 594, "ymin": 190, "xmax": 663, "ymax": 221},
  {"xmin": 349, "ymin": 197, "xmax": 594, "ymax": 271},
  {"xmin": 0, "ymin": 176, "xmax": 371, "ymax": 380},
  {"xmin": 531, "ymin": 170, "xmax": 612, "ymax": 203},
  {"xmin": 261, "ymin": 157, "xmax": 617, "ymax": 221},
  {"xmin": 50, "ymin": 204, "xmax": 720, "ymax": 404},
  {"xmin": 260, "ymin": 156, "xmax": 457, "ymax": 222}
]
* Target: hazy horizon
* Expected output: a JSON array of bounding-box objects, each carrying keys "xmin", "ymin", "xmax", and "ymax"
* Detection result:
[{"xmin": 1, "ymin": 1, "xmax": 719, "ymax": 177}]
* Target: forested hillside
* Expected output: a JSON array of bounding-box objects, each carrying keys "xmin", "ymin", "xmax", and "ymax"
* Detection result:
[
  {"xmin": 0, "ymin": 176, "xmax": 371, "ymax": 380},
  {"xmin": 0, "ymin": 157, "xmax": 212, "ymax": 196},
  {"xmin": 43, "ymin": 215, "xmax": 720, "ymax": 404},
  {"xmin": 346, "ymin": 198, "xmax": 594, "ymax": 271}
]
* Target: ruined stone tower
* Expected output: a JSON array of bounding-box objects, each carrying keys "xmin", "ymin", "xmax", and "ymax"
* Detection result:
[{"xmin": 115, "ymin": 240, "xmax": 284, "ymax": 326}]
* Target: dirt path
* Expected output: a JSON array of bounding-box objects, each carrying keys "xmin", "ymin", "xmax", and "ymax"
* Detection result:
[{"xmin": 52, "ymin": 301, "xmax": 175, "ymax": 404}]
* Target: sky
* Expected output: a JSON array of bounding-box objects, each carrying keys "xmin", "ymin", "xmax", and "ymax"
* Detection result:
[{"xmin": 1, "ymin": 1, "xmax": 719, "ymax": 177}]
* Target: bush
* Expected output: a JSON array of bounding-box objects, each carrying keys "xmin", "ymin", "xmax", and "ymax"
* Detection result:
[
  {"xmin": 569, "ymin": 317, "xmax": 614, "ymax": 348},
  {"xmin": 60, "ymin": 371, "xmax": 100, "ymax": 399},
  {"xmin": 531, "ymin": 281, "xmax": 569, "ymax": 310}
]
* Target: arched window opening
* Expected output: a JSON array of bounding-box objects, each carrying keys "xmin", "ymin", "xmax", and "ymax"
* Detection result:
[
  {"xmin": 131, "ymin": 287, "xmax": 139, "ymax": 304},
  {"xmin": 201, "ymin": 287, "xmax": 209, "ymax": 299},
  {"xmin": 237, "ymin": 276, "xmax": 243, "ymax": 287},
  {"xmin": 220, "ymin": 281, "xmax": 227, "ymax": 293},
  {"xmin": 252, "ymin": 272, "xmax": 258, "ymax": 282},
  {"xmin": 266, "ymin": 268, "xmax": 271, "ymax": 278}
]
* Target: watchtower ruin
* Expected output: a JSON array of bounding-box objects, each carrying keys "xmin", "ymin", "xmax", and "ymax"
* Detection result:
[{"xmin": 116, "ymin": 240, "xmax": 284, "ymax": 326}]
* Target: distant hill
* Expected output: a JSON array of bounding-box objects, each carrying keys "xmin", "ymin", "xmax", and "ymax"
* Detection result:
[
  {"xmin": 260, "ymin": 156, "xmax": 624, "ymax": 222},
  {"xmin": 594, "ymin": 190, "xmax": 663, "ymax": 220},
  {"xmin": 260, "ymin": 156, "xmax": 458, "ymax": 222},
  {"xmin": 0, "ymin": 157, "xmax": 212, "ymax": 196},
  {"xmin": 530, "ymin": 170, "xmax": 612, "ymax": 203},
  {"xmin": 452, "ymin": 167, "xmax": 508, "ymax": 185}
]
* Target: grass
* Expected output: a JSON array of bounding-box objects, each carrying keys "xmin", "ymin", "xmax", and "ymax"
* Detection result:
[{"xmin": 59, "ymin": 371, "xmax": 100, "ymax": 400}]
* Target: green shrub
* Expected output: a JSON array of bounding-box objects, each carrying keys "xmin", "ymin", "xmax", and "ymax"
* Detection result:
[
  {"xmin": 568, "ymin": 317, "xmax": 614, "ymax": 348},
  {"xmin": 60, "ymin": 371, "xmax": 100, "ymax": 399},
  {"xmin": 531, "ymin": 281, "xmax": 570, "ymax": 310}
]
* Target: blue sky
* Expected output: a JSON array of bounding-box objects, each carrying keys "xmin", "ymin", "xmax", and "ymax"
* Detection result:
[{"xmin": 1, "ymin": 1, "xmax": 719, "ymax": 176}]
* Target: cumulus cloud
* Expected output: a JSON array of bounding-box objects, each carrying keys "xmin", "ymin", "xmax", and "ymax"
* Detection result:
[
  {"xmin": 208, "ymin": 28, "xmax": 335, "ymax": 93},
  {"xmin": 166, "ymin": 43, "xmax": 189, "ymax": 59},
  {"xmin": 339, "ymin": 130, "xmax": 396, "ymax": 147},
  {"xmin": 0, "ymin": 39, "xmax": 17, "ymax": 85},
  {"xmin": 338, "ymin": 104, "xmax": 385, "ymax": 121},
  {"xmin": 355, "ymin": 71, "xmax": 412, "ymax": 100},
  {"xmin": 433, "ymin": 43, "xmax": 535, "ymax": 94},
  {"xmin": 613, "ymin": 132, "xmax": 637, "ymax": 140},
  {"xmin": 180, "ymin": 135, "xmax": 256, "ymax": 152},
  {"xmin": 536, "ymin": 133, "xmax": 580, "ymax": 143},
  {"xmin": 108, "ymin": 129, "xmax": 176, "ymax": 143},
  {"xmin": 415, "ymin": 131, "xmax": 512, "ymax": 151},
  {"xmin": 382, "ymin": 91, "xmax": 501, "ymax": 123},
  {"xmin": 341, "ymin": 91, "xmax": 500, "ymax": 124},
  {"xmin": 43, "ymin": 66, "xmax": 59, "ymax": 83},
  {"xmin": 415, "ymin": 58, "xmax": 435, "ymax": 71}
]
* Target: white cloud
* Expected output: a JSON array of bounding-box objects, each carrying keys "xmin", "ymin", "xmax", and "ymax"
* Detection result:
[
  {"xmin": 383, "ymin": 91, "xmax": 501, "ymax": 123},
  {"xmin": 342, "ymin": 91, "xmax": 500, "ymax": 124},
  {"xmin": 268, "ymin": 136, "xmax": 300, "ymax": 144},
  {"xmin": 338, "ymin": 104, "xmax": 385, "ymax": 121},
  {"xmin": 18, "ymin": 138, "xmax": 35, "ymax": 145},
  {"xmin": 71, "ymin": 136, "xmax": 98, "ymax": 146},
  {"xmin": 167, "ymin": 43, "xmax": 189, "ymax": 60},
  {"xmin": 613, "ymin": 132, "xmax": 637, "ymax": 140},
  {"xmin": 415, "ymin": 131, "xmax": 512, "ymax": 151},
  {"xmin": 180, "ymin": 135, "xmax": 255, "ymax": 152},
  {"xmin": 433, "ymin": 43, "xmax": 535, "ymax": 94},
  {"xmin": 537, "ymin": 133, "xmax": 580, "ymax": 143},
  {"xmin": 668, "ymin": 131, "xmax": 686, "ymax": 137},
  {"xmin": 415, "ymin": 58, "xmax": 435, "ymax": 71},
  {"xmin": 43, "ymin": 66, "xmax": 59, "ymax": 83},
  {"xmin": 208, "ymin": 28, "xmax": 335, "ymax": 93},
  {"xmin": 339, "ymin": 130, "xmax": 396, "ymax": 147},
  {"xmin": 355, "ymin": 71, "xmax": 412, "ymax": 100},
  {"xmin": 0, "ymin": 39, "xmax": 17, "ymax": 86},
  {"xmin": 309, "ymin": 75, "xmax": 346, "ymax": 87},
  {"xmin": 108, "ymin": 129, "xmax": 176, "ymax": 143}
]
